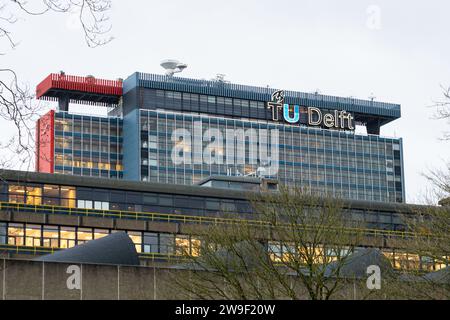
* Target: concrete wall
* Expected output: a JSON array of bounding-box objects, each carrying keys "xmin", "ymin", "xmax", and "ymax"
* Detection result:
[{"xmin": 0, "ymin": 258, "xmax": 180, "ymax": 300}]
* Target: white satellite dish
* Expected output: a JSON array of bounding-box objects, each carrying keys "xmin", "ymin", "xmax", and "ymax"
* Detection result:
[{"xmin": 160, "ymin": 59, "xmax": 188, "ymax": 76}]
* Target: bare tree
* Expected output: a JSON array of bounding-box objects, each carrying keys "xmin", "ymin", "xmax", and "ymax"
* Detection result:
[
  {"xmin": 171, "ymin": 187, "xmax": 373, "ymax": 300},
  {"xmin": 432, "ymin": 85, "xmax": 450, "ymax": 141},
  {"xmin": 0, "ymin": 0, "xmax": 112, "ymax": 169}
]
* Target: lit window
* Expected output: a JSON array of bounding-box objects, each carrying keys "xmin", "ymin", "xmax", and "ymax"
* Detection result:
[
  {"xmin": 26, "ymin": 186, "xmax": 42, "ymax": 205},
  {"xmin": 8, "ymin": 185, "xmax": 25, "ymax": 203},
  {"xmin": 77, "ymin": 228, "xmax": 93, "ymax": 244},
  {"xmin": 25, "ymin": 224, "xmax": 41, "ymax": 247},
  {"xmin": 42, "ymin": 226, "xmax": 59, "ymax": 248},
  {"xmin": 60, "ymin": 227, "xmax": 76, "ymax": 248},
  {"xmin": 60, "ymin": 186, "xmax": 76, "ymax": 208},
  {"xmin": 127, "ymin": 231, "xmax": 142, "ymax": 253},
  {"xmin": 175, "ymin": 235, "xmax": 191, "ymax": 256},
  {"xmin": 93, "ymin": 229, "xmax": 109, "ymax": 239},
  {"xmin": 8, "ymin": 223, "xmax": 24, "ymax": 246}
]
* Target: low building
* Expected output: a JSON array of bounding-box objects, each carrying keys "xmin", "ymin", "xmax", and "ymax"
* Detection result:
[{"xmin": 0, "ymin": 169, "xmax": 445, "ymax": 271}]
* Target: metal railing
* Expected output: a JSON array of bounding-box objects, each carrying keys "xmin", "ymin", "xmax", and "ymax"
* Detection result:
[{"xmin": 0, "ymin": 201, "xmax": 417, "ymax": 239}]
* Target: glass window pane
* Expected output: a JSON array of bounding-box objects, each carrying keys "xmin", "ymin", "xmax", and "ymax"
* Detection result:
[
  {"xmin": 25, "ymin": 224, "xmax": 41, "ymax": 247},
  {"xmin": 93, "ymin": 229, "xmax": 109, "ymax": 239},
  {"xmin": 0, "ymin": 222, "xmax": 6, "ymax": 244},
  {"xmin": 77, "ymin": 228, "xmax": 93, "ymax": 244},
  {"xmin": 127, "ymin": 231, "xmax": 142, "ymax": 253},
  {"xmin": 60, "ymin": 227, "xmax": 76, "ymax": 248},
  {"xmin": 8, "ymin": 223, "xmax": 24, "ymax": 246},
  {"xmin": 8, "ymin": 185, "xmax": 25, "ymax": 203},
  {"xmin": 60, "ymin": 186, "xmax": 76, "ymax": 208},
  {"xmin": 42, "ymin": 226, "xmax": 59, "ymax": 248}
]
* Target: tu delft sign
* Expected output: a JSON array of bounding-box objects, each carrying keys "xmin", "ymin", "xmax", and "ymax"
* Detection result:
[{"xmin": 267, "ymin": 90, "xmax": 355, "ymax": 131}]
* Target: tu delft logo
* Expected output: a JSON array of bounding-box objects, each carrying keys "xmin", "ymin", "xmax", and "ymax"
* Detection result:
[{"xmin": 267, "ymin": 89, "xmax": 286, "ymax": 121}]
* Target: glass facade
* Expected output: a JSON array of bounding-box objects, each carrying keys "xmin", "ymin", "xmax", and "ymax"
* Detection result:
[
  {"xmin": 138, "ymin": 110, "xmax": 404, "ymax": 203},
  {"xmin": 54, "ymin": 112, "xmax": 123, "ymax": 178}
]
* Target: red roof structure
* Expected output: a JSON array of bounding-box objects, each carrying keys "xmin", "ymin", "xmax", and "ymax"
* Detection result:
[{"xmin": 36, "ymin": 73, "xmax": 123, "ymax": 107}]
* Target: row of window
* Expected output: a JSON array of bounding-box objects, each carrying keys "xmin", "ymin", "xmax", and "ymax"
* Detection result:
[
  {"xmin": 268, "ymin": 241, "xmax": 448, "ymax": 272},
  {"xmin": 1, "ymin": 221, "xmax": 444, "ymax": 271},
  {"xmin": 54, "ymin": 154, "xmax": 123, "ymax": 171},
  {"xmin": 0, "ymin": 222, "xmax": 198, "ymax": 255},
  {"xmin": 54, "ymin": 114, "xmax": 122, "ymax": 137},
  {"xmin": 55, "ymin": 136, "xmax": 122, "ymax": 154},
  {"xmin": 2, "ymin": 182, "xmax": 405, "ymax": 229}
]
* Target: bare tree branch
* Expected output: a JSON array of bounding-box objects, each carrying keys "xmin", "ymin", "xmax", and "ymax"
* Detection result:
[{"xmin": 0, "ymin": 0, "xmax": 112, "ymax": 170}]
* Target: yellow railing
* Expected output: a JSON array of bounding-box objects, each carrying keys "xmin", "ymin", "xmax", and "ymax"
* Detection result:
[
  {"xmin": 0, "ymin": 243, "xmax": 182, "ymax": 261},
  {"xmin": 0, "ymin": 201, "xmax": 417, "ymax": 239}
]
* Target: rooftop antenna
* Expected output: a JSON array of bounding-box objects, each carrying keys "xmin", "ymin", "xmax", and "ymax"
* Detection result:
[
  {"xmin": 213, "ymin": 73, "xmax": 228, "ymax": 82},
  {"xmin": 160, "ymin": 59, "xmax": 188, "ymax": 76}
]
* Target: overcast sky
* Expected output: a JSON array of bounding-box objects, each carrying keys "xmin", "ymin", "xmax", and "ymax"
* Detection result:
[{"xmin": 2, "ymin": 0, "xmax": 449, "ymax": 204}]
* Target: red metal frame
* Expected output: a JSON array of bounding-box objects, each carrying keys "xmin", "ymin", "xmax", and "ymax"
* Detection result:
[
  {"xmin": 36, "ymin": 73, "xmax": 123, "ymax": 99},
  {"xmin": 35, "ymin": 110, "xmax": 55, "ymax": 173}
]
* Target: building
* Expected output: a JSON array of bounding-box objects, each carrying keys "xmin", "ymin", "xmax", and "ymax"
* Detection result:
[
  {"xmin": 0, "ymin": 169, "xmax": 447, "ymax": 272},
  {"xmin": 36, "ymin": 71, "xmax": 405, "ymax": 203}
]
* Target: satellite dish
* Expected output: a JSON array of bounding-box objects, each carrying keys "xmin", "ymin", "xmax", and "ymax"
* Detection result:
[{"xmin": 160, "ymin": 59, "xmax": 188, "ymax": 76}]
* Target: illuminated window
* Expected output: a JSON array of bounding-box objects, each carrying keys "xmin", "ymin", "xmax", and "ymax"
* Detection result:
[
  {"xmin": 25, "ymin": 224, "xmax": 41, "ymax": 247},
  {"xmin": 8, "ymin": 223, "xmax": 24, "ymax": 246},
  {"xmin": 8, "ymin": 185, "xmax": 25, "ymax": 203},
  {"xmin": 26, "ymin": 186, "xmax": 42, "ymax": 205},
  {"xmin": 176, "ymin": 235, "xmax": 191, "ymax": 256},
  {"xmin": 42, "ymin": 226, "xmax": 59, "ymax": 248},
  {"xmin": 93, "ymin": 229, "xmax": 109, "ymax": 239},
  {"xmin": 77, "ymin": 228, "xmax": 93, "ymax": 244},
  {"xmin": 190, "ymin": 237, "xmax": 201, "ymax": 257},
  {"xmin": 127, "ymin": 231, "xmax": 142, "ymax": 253},
  {"xmin": 60, "ymin": 227, "xmax": 76, "ymax": 248},
  {"xmin": 60, "ymin": 186, "xmax": 76, "ymax": 208},
  {"xmin": 435, "ymin": 257, "xmax": 449, "ymax": 271}
]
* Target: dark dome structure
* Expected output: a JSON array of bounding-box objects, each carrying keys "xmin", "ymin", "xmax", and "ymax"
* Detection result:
[{"xmin": 35, "ymin": 232, "xmax": 140, "ymax": 266}]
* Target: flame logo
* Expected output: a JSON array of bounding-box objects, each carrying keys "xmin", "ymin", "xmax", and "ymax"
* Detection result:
[{"xmin": 271, "ymin": 90, "xmax": 285, "ymax": 104}]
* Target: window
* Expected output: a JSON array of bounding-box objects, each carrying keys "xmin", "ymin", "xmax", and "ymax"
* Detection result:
[
  {"xmin": 42, "ymin": 225, "xmax": 59, "ymax": 248},
  {"xmin": 190, "ymin": 237, "xmax": 201, "ymax": 257},
  {"xmin": 43, "ymin": 185, "xmax": 60, "ymax": 206},
  {"xmin": 175, "ymin": 235, "xmax": 190, "ymax": 255},
  {"xmin": 160, "ymin": 233, "xmax": 174, "ymax": 254},
  {"xmin": 127, "ymin": 231, "xmax": 142, "ymax": 253},
  {"xmin": 77, "ymin": 200, "xmax": 93, "ymax": 209},
  {"xmin": 93, "ymin": 229, "xmax": 109, "ymax": 239},
  {"xmin": 8, "ymin": 223, "xmax": 24, "ymax": 246},
  {"xmin": 77, "ymin": 228, "xmax": 93, "ymax": 244},
  {"xmin": 60, "ymin": 227, "xmax": 76, "ymax": 248},
  {"xmin": 143, "ymin": 232, "xmax": 158, "ymax": 253},
  {"xmin": 25, "ymin": 224, "xmax": 41, "ymax": 247},
  {"xmin": 8, "ymin": 185, "xmax": 25, "ymax": 203},
  {"xmin": 60, "ymin": 186, "xmax": 76, "ymax": 207},
  {"xmin": 0, "ymin": 222, "xmax": 7, "ymax": 245}
]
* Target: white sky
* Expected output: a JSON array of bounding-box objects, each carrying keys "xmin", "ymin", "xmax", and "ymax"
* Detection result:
[{"xmin": 1, "ymin": 0, "xmax": 449, "ymax": 204}]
